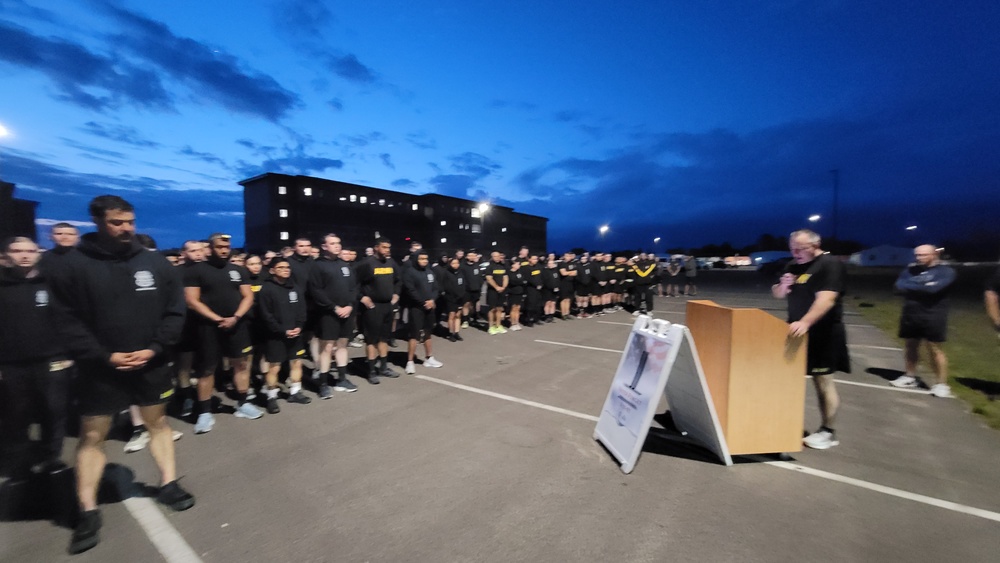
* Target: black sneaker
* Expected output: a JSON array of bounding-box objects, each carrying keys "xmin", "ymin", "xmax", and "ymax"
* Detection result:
[
  {"xmin": 387, "ymin": 338, "xmax": 398, "ymax": 348},
  {"xmin": 287, "ymin": 392, "xmax": 312, "ymax": 405},
  {"xmin": 379, "ymin": 365, "xmax": 400, "ymax": 378},
  {"xmin": 157, "ymin": 480, "xmax": 195, "ymax": 511},
  {"xmin": 454, "ymin": 333, "xmax": 464, "ymax": 341},
  {"xmin": 367, "ymin": 373, "xmax": 381, "ymax": 385},
  {"xmin": 447, "ymin": 334, "xmax": 458, "ymax": 342},
  {"xmin": 68, "ymin": 509, "xmax": 102, "ymax": 554},
  {"xmin": 266, "ymin": 397, "xmax": 281, "ymax": 414},
  {"xmin": 333, "ymin": 378, "xmax": 358, "ymax": 393},
  {"xmin": 318, "ymin": 384, "xmax": 333, "ymax": 399}
]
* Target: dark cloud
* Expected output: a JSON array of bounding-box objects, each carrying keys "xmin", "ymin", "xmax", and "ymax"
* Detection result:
[
  {"xmin": 406, "ymin": 131, "xmax": 437, "ymax": 150},
  {"xmin": 179, "ymin": 146, "xmax": 231, "ymax": 169},
  {"xmin": 488, "ymin": 99, "xmax": 538, "ymax": 111},
  {"xmin": 0, "ymin": 20, "xmax": 172, "ymax": 111},
  {"xmin": 391, "ymin": 178, "xmax": 416, "ymax": 188},
  {"xmin": 103, "ymin": 5, "xmax": 299, "ymax": 121},
  {"xmin": 429, "ymin": 175, "xmax": 477, "ymax": 198},
  {"xmin": 80, "ymin": 121, "xmax": 161, "ymax": 148},
  {"xmin": 269, "ymin": 0, "xmax": 334, "ymax": 40},
  {"xmin": 552, "ymin": 110, "xmax": 584, "ymax": 123},
  {"xmin": 59, "ymin": 138, "xmax": 127, "ymax": 160},
  {"xmin": 448, "ymin": 152, "xmax": 501, "ymax": 179},
  {"xmin": 325, "ymin": 53, "xmax": 376, "ymax": 84},
  {"xmin": 328, "ymin": 97, "xmax": 344, "ymax": 111},
  {"xmin": 344, "ymin": 132, "xmax": 386, "ymax": 147},
  {"xmin": 236, "ymin": 144, "xmax": 344, "ymax": 178},
  {"xmin": 380, "ymin": 153, "xmax": 395, "ymax": 170}
]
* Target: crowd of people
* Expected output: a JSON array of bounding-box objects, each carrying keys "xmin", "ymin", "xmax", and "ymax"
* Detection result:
[{"xmin": 0, "ymin": 195, "xmax": 703, "ymax": 554}]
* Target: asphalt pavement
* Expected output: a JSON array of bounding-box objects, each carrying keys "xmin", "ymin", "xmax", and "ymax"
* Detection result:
[{"xmin": 3, "ymin": 271, "xmax": 999, "ymax": 562}]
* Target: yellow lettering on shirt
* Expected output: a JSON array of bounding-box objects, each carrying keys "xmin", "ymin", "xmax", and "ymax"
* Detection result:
[
  {"xmin": 492, "ymin": 269, "xmax": 506, "ymax": 275},
  {"xmin": 530, "ymin": 269, "xmax": 541, "ymax": 276},
  {"xmin": 374, "ymin": 267, "xmax": 393, "ymax": 275},
  {"xmin": 796, "ymin": 274, "xmax": 811, "ymax": 284},
  {"xmin": 251, "ymin": 284, "xmax": 262, "ymax": 292},
  {"xmin": 160, "ymin": 388, "xmax": 175, "ymax": 399}
]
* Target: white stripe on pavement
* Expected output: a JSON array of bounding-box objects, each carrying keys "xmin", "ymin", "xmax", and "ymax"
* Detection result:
[
  {"xmin": 849, "ymin": 344, "xmax": 904, "ymax": 351},
  {"xmin": 415, "ymin": 374, "xmax": 1000, "ymax": 524},
  {"xmin": 534, "ymin": 339, "xmax": 623, "ymax": 354},
  {"xmin": 122, "ymin": 497, "xmax": 203, "ymax": 563}
]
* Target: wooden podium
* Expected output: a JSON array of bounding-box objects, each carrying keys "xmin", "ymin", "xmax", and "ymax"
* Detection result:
[{"xmin": 684, "ymin": 300, "xmax": 806, "ymax": 455}]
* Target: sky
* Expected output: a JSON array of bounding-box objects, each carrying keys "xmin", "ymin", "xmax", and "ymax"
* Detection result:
[{"xmin": 1, "ymin": 0, "xmax": 998, "ymax": 252}]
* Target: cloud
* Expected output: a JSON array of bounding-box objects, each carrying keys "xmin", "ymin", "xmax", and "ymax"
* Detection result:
[
  {"xmin": 324, "ymin": 53, "xmax": 376, "ymax": 84},
  {"xmin": 269, "ymin": 0, "xmax": 334, "ymax": 40},
  {"xmin": 552, "ymin": 110, "xmax": 584, "ymax": 123},
  {"xmin": 80, "ymin": 121, "xmax": 161, "ymax": 148},
  {"xmin": 0, "ymin": 20, "xmax": 173, "ymax": 111},
  {"xmin": 406, "ymin": 131, "xmax": 437, "ymax": 150},
  {"xmin": 343, "ymin": 132, "xmax": 386, "ymax": 147},
  {"xmin": 488, "ymin": 99, "xmax": 537, "ymax": 111},
  {"xmin": 391, "ymin": 178, "xmax": 416, "ymax": 188},
  {"xmin": 197, "ymin": 211, "xmax": 245, "ymax": 218},
  {"xmin": 429, "ymin": 175, "xmax": 477, "ymax": 198},
  {"xmin": 236, "ymin": 148, "xmax": 343, "ymax": 178},
  {"xmin": 380, "ymin": 153, "xmax": 395, "ymax": 170},
  {"xmin": 179, "ymin": 146, "xmax": 231, "ymax": 169},
  {"xmin": 36, "ymin": 218, "xmax": 93, "ymax": 227},
  {"xmin": 448, "ymin": 152, "xmax": 501, "ymax": 178},
  {"xmin": 104, "ymin": 5, "xmax": 300, "ymax": 121},
  {"xmin": 328, "ymin": 98, "xmax": 344, "ymax": 111},
  {"xmin": 60, "ymin": 137, "xmax": 127, "ymax": 160}
]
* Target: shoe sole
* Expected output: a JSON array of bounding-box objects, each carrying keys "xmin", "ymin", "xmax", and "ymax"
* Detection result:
[
  {"xmin": 234, "ymin": 412, "xmax": 263, "ymax": 420},
  {"xmin": 803, "ymin": 440, "xmax": 839, "ymax": 450},
  {"xmin": 68, "ymin": 534, "xmax": 100, "ymax": 555},
  {"xmin": 333, "ymin": 386, "xmax": 357, "ymax": 393},
  {"xmin": 889, "ymin": 381, "xmax": 919, "ymax": 388},
  {"xmin": 160, "ymin": 497, "xmax": 196, "ymax": 511}
]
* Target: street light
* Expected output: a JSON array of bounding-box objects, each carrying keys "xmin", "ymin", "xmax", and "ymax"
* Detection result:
[
  {"xmin": 808, "ymin": 214, "xmax": 821, "ymax": 223},
  {"xmin": 905, "ymin": 225, "xmax": 917, "ymax": 231},
  {"xmin": 599, "ymin": 225, "xmax": 609, "ymax": 236},
  {"xmin": 653, "ymin": 237, "xmax": 661, "ymax": 244}
]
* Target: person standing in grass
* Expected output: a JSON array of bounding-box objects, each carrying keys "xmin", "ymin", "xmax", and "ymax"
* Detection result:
[{"xmin": 889, "ymin": 245, "xmax": 956, "ymax": 398}]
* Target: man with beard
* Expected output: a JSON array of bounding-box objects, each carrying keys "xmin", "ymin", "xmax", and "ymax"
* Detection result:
[
  {"xmin": 402, "ymin": 250, "xmax": 444, "ymax": 373},
  {"xmin": 355, "ymin": 238, "xmax": 402, "ymax": 383},
  {"xmin": 185, "ymin": 233, "xmax": 262, "ymax": 433},
  {"xmin": 308, "ymin": 233, "xmax": 360, "ymax": 396},
  {"xmin": 48, "ymin": 196, "xmax": 193, "ymax": 554}
]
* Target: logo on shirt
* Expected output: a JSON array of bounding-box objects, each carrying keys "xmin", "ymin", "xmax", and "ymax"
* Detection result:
[
  {"xmin": 134, "ymin": 270, "xmax": 156, "ymax": 291},
  {"xmin": 341, "ymin": 267, "xmax": 351, "ymax": 277},
  {"xmin": 374, "ymin": 267, "xmax": 393, "ymax": 275},
  {"xmin": 35, "ymin": 290, "xmax": 49, "ymax": 306},
  {"xmin": 458, "ymin": 278, "xmax": 464, "ymax": 285},
  {"xmin": 427, "ymin": 273, "xmax": 434, "ymax": 282},
  {"xmin": 289, "ymin": 291, "xmax": 299, "ymax": 303},
  {"xmin": 796, "ymin": 274, "xmax": 811, "ymax": 284},
  {"xmin": 229, "ymin": 270, "xmax": 242, "ymax": 282}
]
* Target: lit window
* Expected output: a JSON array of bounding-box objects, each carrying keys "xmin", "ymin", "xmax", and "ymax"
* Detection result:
[
  {"xmin": 303, "ymin": 187, "xmax": 313, "ymax": 196},
  {"xmin": 388, "ymin": 203, "xmax": 394, "ymax": 208},
  {"xmin": 411, "ymin": 203, "xmax": 419, "ymax": 211},
  {"xmin": 360, "ymin": 196, "xmax": 367, "ymax": 204},
  {"xmin": 339, "ymin": 197, "xmax": 347, "ymax": 201},
  {"xmin": 491, "ymin": 241, "xmax": 497, "ymax": 246},
  {"xmin": 501, "ymin": 227, "xmax": 507, "ymax": 232},
  {"xmin": 279, "ymin": 209, "xmax": 288, "ymax": 218},
  {"xmin": 471, "ymin": 208, "xmax": 481, "ymax": 219},
  {"xmin": 441, "ymin": 238, "xmax": 447, "ymax": 243},
  {"xmin": 278, "ymin": 186, "xmax": 287, "ymax": 195},
  {"xmin": 280, "ymin": 231, "xmax": 289, "ymax": 240},
  {"xmin": 379, "ymin": 199, "xmax": 385, "ymax": 206},
  {"xmin": 440, "ymin": 220, "xmax": 447, "ymax": 226},
  {"xmin": 472, "ymin": 224, "xmax": 481, "ymax": 234}
]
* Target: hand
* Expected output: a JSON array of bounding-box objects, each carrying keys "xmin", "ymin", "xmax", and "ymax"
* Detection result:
[
  {"xmin": 336, "ymin": 305, "xmax": 352, "ymax": 318},
  {"xmin": 109, "ymin": 350, "xmax": 154, "ymax": 371},
  {"xmin": 218, "ymin": 316, "xmax": 237, "ymax": 330},
  {"xmin": 779, "ymin": 273, "xmax": 795, "ymax": 287},
  {"xmin": 788, "ymin": 321, "xmax": 810, "ymax": 338},
  {"xmin": 361, "ymin": 296, "xmax": 374, "ymax": 309},
  {"xmin": 286, "ymin": 328, "xmax": 301, "ymax": 338},
  {"xmin": 390, "ymin": 295, "xmax": 399, "ymax": 305},
  {"xmin": 424, "ymin": 300, "xmax": 435, "ymax": 310}
]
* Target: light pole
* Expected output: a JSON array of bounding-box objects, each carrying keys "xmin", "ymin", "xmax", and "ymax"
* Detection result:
[{"xmin": 478, "ymin": 203, "xmax": 490, "ymax": 249}]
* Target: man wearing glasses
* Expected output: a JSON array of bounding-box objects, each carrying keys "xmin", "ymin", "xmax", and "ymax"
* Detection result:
[{"xmin": 184, "ymin": 232, "xmax": 262, "ymax": 433}]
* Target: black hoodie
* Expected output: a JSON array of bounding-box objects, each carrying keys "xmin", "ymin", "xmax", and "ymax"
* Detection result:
[
  {"xmin": 402, "ymin": 260, "xmax": 439, "ymax": 307},
  {"xmin": 258, "ymin": 277, "xmax": 308, "ymax": 335},
  {"xmin": 0, "ymin": 267, "xmax": 68, "ymax": 363},
  {"xmin": 48, "ymin": 233, "xmax": 185, "ymax": 364},
  {"xmin": 440, "ymin": 265, "xmax": 466, "ymax": 301},
  {"xmin": 308, "ymin": 255, "xmax": 358, "ymax": 312}
]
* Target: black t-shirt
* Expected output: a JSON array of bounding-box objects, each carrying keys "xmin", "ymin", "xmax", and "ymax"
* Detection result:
[
  {"xmin": 486, "ymin": 262, "xmax": 508, "ymax": 292},
  {"xmin": 783, "ymin": 254, "xmax": 846, "ymax": 325},
  {"xmin": 184, "ymin": 259, "xmax": 249, "ymax": 318}
]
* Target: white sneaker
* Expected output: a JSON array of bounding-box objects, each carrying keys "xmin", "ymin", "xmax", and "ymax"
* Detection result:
[
  {"xmin": 172, "ymin": 430, "xmax": 183, "ymax": 441},
  {"xmin": 803, "ymin": 430, "xmax": 839, "ymax": 450},
  {"xmin": 889, "ymin": 374, "xmax": 920, "ymax": 388},
  {"xmin": 461, "ymin": 321, "xmax": 469, "ymax": 328},
  {"xmin": 234, "ymin": 402, "xmax": 263, "ymax": 420},
  {"xmin": 930, "ymin": 383, "xmax": 953, "ymax": 398},
  {"xmin": 124, "ymin": 430, "xmax": 150, "ymax": 453},
  {"xmin": 632, "ymin": 310, "xmax": 641, "ymax": 317},
  {"xmin": 510, "ymin": 324, "xmax": 522, "ymax": 331},
  {"xmin": 405, "ymin": 361, "xmax": 416, "ymax": 374},
  {"xmin": 423, "ymin": 357, "xmax": 443, "ymax": 368},
  {"xmin": 194, "ymin": 412, "xmax": 215, "ymax": 434}
]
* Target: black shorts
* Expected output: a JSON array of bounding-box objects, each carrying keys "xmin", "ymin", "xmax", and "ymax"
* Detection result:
[
  {"xmin": 486, "ymin": 289, "xmax": 506, "ymax": 309},
  {"xmin": 408, "ymin": 307, "xmax": 436, "ymax": 340},
  {"xmin": 264, "ymin": 335, "xmax": 306, "ymax": 363},
  {"xmin": 466, "ymin": 290, "xmax": 481, "ymax": 306},
  {"xmin": 77, "ymin": 360, "xmax": 174, "ymax": 417},
  {"xmin": 542, "ymin": 288, "xmax": 558, "ymax": 302},
  {"xmin": 508, "ymin": 293, "xmax": 524, "ymax": 307},
  {"xmin": 806, "ymin": 322, "xmax": 851, "ymax": 375},
  {"xmin": 575, "ymin": 284, "xmax": 591, "ymax": 297},
  {"xmin": 559, "ymin": 283, "xmax": 575, "ymax": 300},
  {"xmin": 317, "ymin": 311, "xmax": 356, "ymax": 340},
  {"xmin": 361, "ymin": 302, "xmax": 394, "ymax": 344},
  {"xmin": 197, "ymin": 321, "xmax": 253, "ymax": 373},
  {"xmin": 443, "ymin": 295, "xmax": 464, "ymax": 314},
  {"xmin": 176, "ymin": 315, "xmax": 200, "ymax": 353},
  {"xmin": 898, "ymin": 310, "xmax": 947, "ymax": 342}
]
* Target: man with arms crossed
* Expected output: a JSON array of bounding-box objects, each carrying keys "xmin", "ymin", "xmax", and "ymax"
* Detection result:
[
  {"xmin": 308, "ymin": 233, "xmax": 360, "ymax": 396},
  {"xmin": 772, "ymin": 229, "xmax": 850, "ymax": 450},
  {"xmin": 49, "ymin": 196, "xmax": 193, "ymax": 554}
]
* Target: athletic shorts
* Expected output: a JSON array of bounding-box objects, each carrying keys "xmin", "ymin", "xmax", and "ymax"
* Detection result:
[
  {"xmin": 407, "ymin": 307, "xmax": 436, "ymax": 340},
  {"xmin": 542, "ymin": 288, "xmax": 558, "ymax": 302},
  {"xmin": 486, "ymin": 289, "xmax": 506, "ymax": 309},
  {"xmin": 898, "ymin": 310, "xmax": 948, "ymax": 342},
  {"xmin": 77, "ymin": 360, "xmax": 174, "ymax": 417},
  {"xmin": 466, "ymin": 290, "xmax": 481, "ymax": 306},
  {"xmin": 559, "ymin": 283, "xmax": 575, "ymax": 300},
  {"xmin": 317, "ymin": 311, "xmax": 356, "ymax": 340},
  {"xmin": 197, "ymin": 322, "xmax": 253, "ymax": 373},
  {"xmin": 508, "ymin": 293, "xmax": 524, "ymax": 307},
  {"xmin": 176, "ymin": 315, "xmax": 200, "ymax": 353},
  {"xmin": 575, "ymin": 284, "xmax": 591, "ymax": 297},
  {"xmin": 361, "ymin": 302, "xmax": 394, "ymax": 344},
  {"xmin": 264, "ymin": 335, "xmax": 306, "ymax": 363},
  {"xmin": 806, "ymin": 321, "xmax": 851, "ymax": 375},
  {"xmin": 443, "ymin": 295, "xmax": 464, "ymax": 314}
]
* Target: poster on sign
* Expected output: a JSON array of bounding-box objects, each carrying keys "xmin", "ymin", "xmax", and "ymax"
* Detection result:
[{"xmin": 594, "ymin": 316, "xmax": 731, "ymax": 473}]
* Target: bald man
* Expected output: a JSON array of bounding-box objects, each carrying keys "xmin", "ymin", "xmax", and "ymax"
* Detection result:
[{"xmin": 890, "ymin": 245, "xmax": 957, "ymax": 398}]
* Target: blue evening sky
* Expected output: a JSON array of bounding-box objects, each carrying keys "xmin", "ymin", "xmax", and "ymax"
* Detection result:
[{"xmin": 1, "ymin": 0, "xmax": 997, "ymax": 251}]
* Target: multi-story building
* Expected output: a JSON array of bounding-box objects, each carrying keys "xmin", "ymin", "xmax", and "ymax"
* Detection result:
[
  {"xmin": 240, "ymin": 173, "xmax": 547, "ymax": 259},
  {"xmin": 0, "ymin": 180, "xmax": 38, "ymax": 242}
]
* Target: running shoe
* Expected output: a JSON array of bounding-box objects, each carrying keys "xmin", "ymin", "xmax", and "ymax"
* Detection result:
[
  {"xmin": 461, "ymin": 321, "xmax": 469, "ymax": 328},
  {"xmin": 498, "ymin": 326, "xmax": 508, "ymax": 334},
  {"xmin": 803, "ymin": 430, "xmax": 839, "ymax": 450},
  {"xmin": 68, "ymin": 509, "xmax": 101, "ymax": 554},
  {"xmin": 234, "ymin": 402, "xmax": 263, "ymax": 420},
  {"xmin": 406, "ymin": 361, "xmax": 416, "ymax": 374},
  {"xmin": 157, "ymin": 480, "xmax": 195, "ymax": 511},
  {"xmin": 889, "ymin": 374, "xmax": 920, "ymax": 388},
  {"xmin": 930, "ymin": 383, "xmax": 953, "ymax": 398},
  {"xmin": 333, "ymin": 377, "xmax": 358, "ymax": 393},
  {"xmin": 266, "ymin": 398, "xmax": 281, "ymax": 413},
  {"xmin": 367, "ymin": 374, "xmax": 381, "ymax": 385},
  {"xmin": 510, "ymin": 324, "xmax": 522, "ymax": 331},
  {"xmin": 454, "ymin": 333, "xmax": 464, "ymax": 341},
  {"xmin": 287, "ymin": 392, "xmax": 312, "ymax": 405},
  {"xmin": 423, "ymin": 357, "xmax": 443, "ymax": 368},
  {"xmin": 172, "ymin": 430, "xmax": 183, "ymax": 441},
  {"xmin": 180, "ymin": 398, "xmax": 194, "ymax": 418},
  {"xmin": 318, "ymin": 384, "xmax": 333, "ymax": 399},
  {"xmin": 380, "ymin": 365, "xmax": 400, "ymax": 378},
  {"xmin": 124, "ymin": 429, "xmax": 150, "ymax": 453},
  {"xmin": 193, "ymin": 412, "xmax": 215, "ymax": 434}
]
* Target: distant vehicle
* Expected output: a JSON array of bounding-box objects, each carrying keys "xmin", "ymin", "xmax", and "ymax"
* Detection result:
[
  {"xmin": 724, "ymin": 256, "xmax": 752, "ymax": 267},
  {"xmin": 751, "ymin": 251, "xmax": 792, "ymax": 268}
]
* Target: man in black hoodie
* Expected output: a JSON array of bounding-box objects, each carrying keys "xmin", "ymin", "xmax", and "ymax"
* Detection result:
[
  {"xmin": 0, "ymin": 237, "xmax": 71, "ymax": 481},
  {"xmin": 354, "ymin": 238, "xmax": 402, "ymax": 383},
  {"xmin": 402, "ymin": 250, "xmax": 443, "ymax": 374},
  {"xmin": 308, "ymin": 233, "xmax": 359, "ymax": 396},
  {"xmin": 48, "ymin": 196, "xmax": 193, "ymax": 554}
]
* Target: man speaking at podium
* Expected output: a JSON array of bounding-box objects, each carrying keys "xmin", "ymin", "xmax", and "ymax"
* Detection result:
[{"xmin": 772, "ymin": 229, "xmax": 850, "ymax": 450}]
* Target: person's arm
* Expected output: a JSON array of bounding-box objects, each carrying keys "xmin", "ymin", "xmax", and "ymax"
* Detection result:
[
  {"xmin": 258, "ymin": 288, "xmax": 283, "ymax": 335},
  {"xmin": 391, "ymin": 265, "xmax": 401, "ymax": 305},
  {"xmin": 486, "ymin": 273, "xmax": 500, "ymax": 291},
  {"xmin": 308, "ymin": 265, "xmax": 334, "ymax": 312},
  {"xmin": 772, "ymin": 273, "xmax": 794, "ymax": 299},
  {"xmin": 233, "ymin": 284, "xmax": 254, "ymax": 320},
  {"xmin": 499, "ymin": 274, "xmax": 508, "ymax": 292},
  {"xmin": 986, "ymin": 289, "xmax": 1000, "ymax": 331},
  {"xmin": 788, "ymin": 290, "xmax": 838, "ymax": 337},
  {"xmin": 185, "ymin": 286, "xmax": 224, "ymax": 323},
  {"xmin": 148, "ymin": 263, "xmax": 186, "ymax": 358}
]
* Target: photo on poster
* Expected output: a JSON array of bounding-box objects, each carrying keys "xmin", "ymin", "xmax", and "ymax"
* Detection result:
[{"xmin": 606, "ymin": 331, "xmax": 671, "ymax": 438}]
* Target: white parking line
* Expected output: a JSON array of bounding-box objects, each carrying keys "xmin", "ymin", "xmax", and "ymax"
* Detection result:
[
  {"xmin": 849, "ymin": 344, "xmax": 904, "ymax": 351},
  {"xmin": 414, "ymin": 374, "xmax": 1000, "ymax": 524},
  {"xmin": 123, "ymin": 497, "xmax": 203, "ymax": 563},
  {"xmin": 533, "ymin": 339, "xmax": 622, "ymax": 354},
  {"xmin": 596, "ymin": 321, "xmax": 635, "ymax": 327}
]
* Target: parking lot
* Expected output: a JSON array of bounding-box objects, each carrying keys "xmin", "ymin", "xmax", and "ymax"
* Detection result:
[{"xmin": 3, "ymin": 274, "xmax": 1000, "ymax": 562}]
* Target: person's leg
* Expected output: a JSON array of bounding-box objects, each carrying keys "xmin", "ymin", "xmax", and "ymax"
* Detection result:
[
  {"xmin": 137, "ymin": 404, "xmax": 175, "ymax": 486},
  {"xmin": 0, "ymin": 364, "xmax": 34, "ymax": 477},
  {"xmin": 423, "ymin": 337, "xmax": 434, "ymax": 360},
  {"xmin": 511, "ymin": 304, "xmax": 520, "ymax": 326},
  {"xmin": 904, "ymin": 338, "xmax": 920, "ymax": 375},
  {"xmin": 76, "ymin": 415, "xmax": 112, "ymax": 511},
  {"xmin": 408, "ymin": 338, "xmax": 417, "ymax": 362},
  {"xmin": 926, "ymin": 341, "xmax": 948, "ymax": 386},
  {"xmin": 812, "ymin": 374, "xmax": 839, "ymax": 430},
  {"xmin": 231, "ymin": 356, "xmax": 251, "ymax": 394},
  {"xmin": 319, "ymin": 339, "xmax": 334, "ymax": 375}
]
